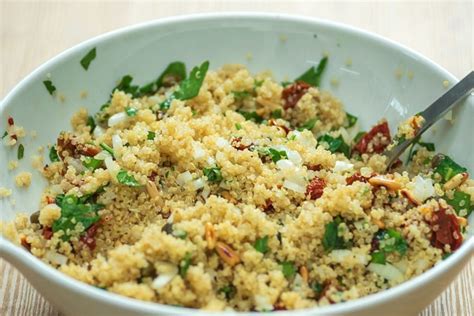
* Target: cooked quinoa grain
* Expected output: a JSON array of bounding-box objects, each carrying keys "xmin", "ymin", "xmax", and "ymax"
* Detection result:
[{"xmin": 2, "ymin": 61, "xmax": 472, "ymax": 311}]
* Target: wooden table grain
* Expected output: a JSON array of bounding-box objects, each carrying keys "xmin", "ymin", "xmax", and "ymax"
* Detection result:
[{"xmin": 1, "ymin": 1, "xmax": 473, "ymax": 315}]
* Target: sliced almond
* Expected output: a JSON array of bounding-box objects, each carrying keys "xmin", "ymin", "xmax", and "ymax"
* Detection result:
[
  {"xmin": 443, "ymin": 172, "xmax": 468, "ymax": 191},
  {"xmin": 205, "ymin": 222, "xmax": 216, "ymax": 250},
  {"xmin": 368, "ymin": 176, "xmax": 402, "ymax": 191},
  {"xmin": 215, "ymin": 241, "xmax": 240, "ymax": 267},
  {"xmin": 299, "ymin": 266, "xmax": 309, "ymax": 283},
  {"xmin": 400, "ymin": 189, "xmax": 421, "ymax": 206}
]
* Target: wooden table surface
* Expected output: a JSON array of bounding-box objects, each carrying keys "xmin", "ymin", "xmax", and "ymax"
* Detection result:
[{"xmin": 1, "ymin": 1, "xmax": 472, "ymax": 315}]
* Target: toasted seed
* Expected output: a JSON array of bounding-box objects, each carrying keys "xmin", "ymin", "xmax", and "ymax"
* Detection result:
[
  {"xmin": 205, "ymin": 222, "xmax": 216, "ymax": 250},
  {"xmin": 30, "ymin": 211, "xmax": 41, "ymax": 224},
  {"xmin": 299, "ymin": 266, "xmax": 309, "ymax": 283},
  {"xmin": 221, "ymin": 191, "xmax": 237, "ymax": 204},
  {"xmin": 400, "ymin": 189, "xmax": 421, "ymax": 206},
  {"xmin": 373, "ymin": 218, "xmax": 385, "ymax": 229},
  {"xmin": 368, "ymin": 176, "xmax": 402, "ymax": 191},
  {"xmin": 215, "ymin": 241, "xmax": 240, "ymax": 266},
  {"xmin": 457, "ymin": 216, "xmax": 467, "ymax": 227},
  {"xmin": 146, "ymin": 180, "xmax": 159, "ymax": 198},
  {"xmin": 443, "ymin": 172, "xmax": 468, "ymax": 191}
]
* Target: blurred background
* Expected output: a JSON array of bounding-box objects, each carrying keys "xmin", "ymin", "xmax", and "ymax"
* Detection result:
[{"xmin": 1, "ymin": 1, "xmax": 472, "ymax": 315}]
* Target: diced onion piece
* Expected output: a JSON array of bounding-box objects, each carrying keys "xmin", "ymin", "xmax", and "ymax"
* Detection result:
[
  {"xmin": 283, "ymin": 180, "xmax": 306, "ymax": 194},
  {"xmin": 176, "ymin": 171, "xmax": 192, "ymax": 186},
  {"xmin": 215, "ymin": 137, "xmax": 229, "ymax": 148},
  {"xmin": 330, "ymin": 249, "xmax": 352, "ymax": 262},
  {"xmin": 151, "ymin": 262, "xmax": 178, "ymax": 290},
  {"xmin": 45, "ymin": 251, "xmax": 68, "ymax": 265},
  {"xmin": 94, "ymin": 151, "xmax": 111, "ymax": 160},
  {"xmin": 200, "ymin": 185, "xmax": 211, "ymax": 199},
  {"xmin": 112, "ymin": 134, "xmax": 123, "ymax": 153},
  {"xmin": 192, "ymin": 142, "xmax": 206, "ymax": 159},
  {"xmin": 287, "ymin": 150, "xmax": 302, "ymax": 165},
  {"xmin": 254, "ymin": 295, "xmax": 274, "ymax": 312},
  {"xmin": 333, "ymin": 160, "xmax": 354, "ymax": 173},
  {"xmin": 93, "ymin": 126, "xmax": 105, "ymax": 138},
  {"xmin": 409, "ymin": 175, "xmax": 435, "ymax": 202},
  {"xmin": 69, "ymin": 158, "xmax": 86, "ymax": 173},
  {"xmin": 192, "ymin": 178, "xmax": 205, "ymax": 190},
  {"xmin": 104, "ymin": 156, "xmax": 120, "ymax": 179},
  {"xmin": 108, "ymin": 112, "xmax": 128, "ymax": 127},
  {"xmin": 339, "ymin": 128, "xmax": 351, "ymax": 144},
  {"xmin": 276, "ymin": 159, "xmax": 295, "ymax": 171},
  {"xmin": 207, "ymin": 156, "xmax": 216, "ymax": 165},
  {"xmin": 152, "ymin": 274, "xmax": 175, "ymax": 290},
  {"xmin": 368, "ymin": 263, "xmax": 404, "ymax": 282}
]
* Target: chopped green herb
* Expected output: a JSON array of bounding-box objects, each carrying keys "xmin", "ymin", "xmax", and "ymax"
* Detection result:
[
  {"xmin": 49, "ymin": 146, "xmax": 60, "ymax": 162},
  {"xmin": 218, "ymin": 285, "xmax": 236, "ymax": 300},
  {"xmin": 254, "ymin": 79, "xmax": 264, "ymax": 89},
  {"xmin": 370, "ymin": 251, "xmax": 386, "ymax": 264},
  {"xmin": 373, "ymin": 228, "xmax": 408, "ymax": 261},
  {"xmin": 446, "ymin": 191, "xmax": 472, "ymax": 217},
  {"xmin": 235, "ymin": 123, "xmax": 242, "ymax": 130},
  {"xmin": 82, "ymin": 157, "xmax": 103, "ymax": 171},
  {"xmin": 125, "ymin": 106, "xmax": 138, "ymax": 117},
  {"xmin": 156, "ymin": 61, "xmax": 187, "ymax": 88},
  {"xmin": 203, "ymin": 166, "xmax": 223, "ymax": 183},
  {"xmin": 295, "ymin": 56, "xmax": 328, "ymax": 87},
  {"xmin": 112, "ymin": 75, "xmax": 138, "ymax": 97},
  {"xmin": 281, "ymin": 261, "xmax": 296, "ymax": 278},
  {"xmin": 232, "ymin": 90, "xmax": 251, "ymax": 101},
  {"xmin": 80, "ymin": 47, "xmax": 97, "ymax": 70},
  {"xmin": 99, "ymin": 143, "xmax": 114, "ymax": 157},
  {"xmin": 147, "ymin": 131, "xmax": 156, "ymax": 140},
  {"xmin": 172, "ymin": 229, "xmax": 188, "ymax": 239},
  {"xmin": 52, "ymin": 194, "xmax": 103, "ymax": 241},
  {"xmin": 267, "ymin": 148, "xmax": 288, "ymax": 163},
  {"xmin": 310, "ymin": 282, "xmax": 324, "ymax": 295},
  {"xmin": 271, "ymin": 109, "xmax": 282, "ymax": 119},
  {"xmin": 322, "ymin": 217, "xmax": 346, "ymax": 252},
  {"xmin": 442, "ymin": 252, "xmax": 452, "ymax": 260},
  {"xmin": 237, "ymin": 110, "xmax": 264, "ymax": 123},
  {"xmin": 317, "ymin": 134, "xmax": 350, "ymax": 158},
  {"xmin": 86, "ymin": 116, "xmax": 96, "ymax": 133},
  {"xmin": 179, "ymin": 252, "xmax": 192, "ymax": 277},
  {"xmin": 17, "ymin": 144, "xmax": 24, "ymax": 160},
  {"xmin": 288, "ymin": 134, "xmax": 297, "ymax": 141},
  {"xmin": 2, "ymin": 131, "xmax": 7, "ymax": 139},
  {"xmin": 434, "ymin": 155, "xmax": 467, "ymax": 182},
  {"xmin": 43, "ymin": 80, "xmax": 56, "ymax": 95},
  {"xmin": 100, "ymin": 103, "xmax": 110, "ymax": 111},
  {"xmin": 160, "ymin": 61, "xmax": 209, "ymax": 110},
  {"xmin": 254, "ymin": 236, "xmax": 269, "ymax": 254},
  {"xmin": 353, "ymin": 131, "xmax": 366, "ymax": 144},
  {"xmin": 297, "ymin": 118, "xmax": 318, "ymax": 131},
  {"xmin": 345, "ymin": 112, "xmax": 358, "ymax": 128},
  {"xmin": 116, "ymin": 169, "xmax": 141, "ymax": 187},
  {"xmin": 406, "ymin": 137, "xmax": 435, "ymax": 164}
]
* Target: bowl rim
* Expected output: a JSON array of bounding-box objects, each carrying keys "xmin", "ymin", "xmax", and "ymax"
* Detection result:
[{"xmin": 1, "ymin": 11, "xmax": 473, "ymax": 315}]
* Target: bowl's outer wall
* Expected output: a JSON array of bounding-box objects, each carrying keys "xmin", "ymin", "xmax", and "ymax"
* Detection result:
[{"xmin": 1, "ymin": 13, "xmax": 473, "ymax": 316}]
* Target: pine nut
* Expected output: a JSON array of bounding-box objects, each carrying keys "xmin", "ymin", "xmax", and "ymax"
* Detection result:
[
  {"xmin": 215, "ymin": 241, "xmax": 240, "ymax": 267},
  {"xmin": 368, "ymin": 176, "xmax": 402, "ymax": 191},
  {"xmin": 400, "ymin": 189, "xmax": 421, "ymax": 206},
  {"xmin": 443, "ymin": 172, "xmax": 468, "ymax": 191},
  {"xmin": 299, "ymin": 266, "xmax": 309, "ymax": 283},
  {"xmin": 373, "ymin": 218, "xmax": 385, "ymax": 229},
  {"xmin": 146, "ymin": 180, "xmax": 159, "ymax": 199},
  {"xmin": 205, "ymin": 222, "xmax": 216, "ymax": 250},
  {"xmin": 457, "ymin": 216, "xmax": 467, "ymax": 227}
]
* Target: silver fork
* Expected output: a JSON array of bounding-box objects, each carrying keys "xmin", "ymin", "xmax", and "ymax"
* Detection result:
[{"xmin": 385, "ymin": 71, "xmax": 474, "ymax": 169}]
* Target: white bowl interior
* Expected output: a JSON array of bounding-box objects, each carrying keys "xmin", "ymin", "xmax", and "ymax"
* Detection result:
[{"xmin": 0, "ymin": 13, "xmax": 473, "ymax": 315}]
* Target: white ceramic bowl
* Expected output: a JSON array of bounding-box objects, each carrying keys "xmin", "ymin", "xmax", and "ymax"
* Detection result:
[{"xmin": 1, "ymin": 12, "xmax": 473, "ymax": 316}]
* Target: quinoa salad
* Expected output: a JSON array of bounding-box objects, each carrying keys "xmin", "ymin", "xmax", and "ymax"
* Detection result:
[{"xmin": 2, "ymin": 58, "xmax": 473, "ymax": 312}]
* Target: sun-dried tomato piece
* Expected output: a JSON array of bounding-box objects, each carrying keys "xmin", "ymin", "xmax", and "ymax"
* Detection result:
[
  {"xmin": 307, "ymin": 164, "xmax": 323, "ymax": 171},
  {"xmin": 42, "ymin": 227, "xmax": 53, "ymax": 240},
  {"xmin": 80, "ymin": 222, "xmax": 100, "ymax": 250},
  {"xmin": 231, "ymin": 137, "xmax": 252, "ymax": 151},
  {"xmin": 353, "ymin": 121, "xmax": 391, "ymax": 154},
  {"xmin": 430, "ymin": 207, "xmax": 462, "ymax": 251},
  {"xmin": 262, "ymin": 199, "xmax": 275, "ymax": 213},
  {"xmin": 20, "ymin": 236, "xmax": 31, "ymax": 251},
  {"xmin": 346, "ymin": 172, "xmax": 374, "ymax": 185},
  {"xmin": 57, "ymin": 132, "xmax": 100, "ymax": 159},
  {"xmin": 268, "ymin": 119, "xmax": 291, "ymax": 135},
  {"xmin": 306, "ymin": 177, "xmax": 326, "ymax": 200},
  {"xmin": 7, "ymin": 116, "xmax": 14, "ymax": 126},
  {"xmin": 282, "ymin": 81, "xmax": 311, "ymax": 109}
]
